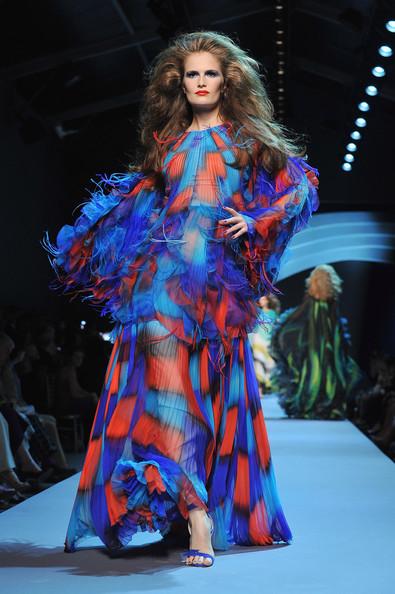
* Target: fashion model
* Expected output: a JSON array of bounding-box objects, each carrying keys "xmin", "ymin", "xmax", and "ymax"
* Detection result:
[
  {"xmin": 271, "ymin": 265, "xmax": 362, "ymax": 420},
  {"xmin": 44, "ymin": 31, "xmax": 319, "ymax": 567}
]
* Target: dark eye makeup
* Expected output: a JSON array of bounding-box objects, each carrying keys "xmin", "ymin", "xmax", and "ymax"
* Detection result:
[{"xmin": 185, "ymin": 70, "xmax": 221, "ymax": 78}]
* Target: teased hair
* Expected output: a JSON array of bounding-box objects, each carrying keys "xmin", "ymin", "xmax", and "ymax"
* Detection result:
[
  {"xmin": 132, "ymin": 30, "xmax": 307, "ymax": 175},
  {"xmin": 305, "ymin": 265, "xmax": 343, "ymax": 301}
]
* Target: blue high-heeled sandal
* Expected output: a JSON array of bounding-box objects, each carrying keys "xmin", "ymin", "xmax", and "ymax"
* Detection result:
[{"xmin": 181, "ymin": 513, "xmax": 215, "ymax": 568}]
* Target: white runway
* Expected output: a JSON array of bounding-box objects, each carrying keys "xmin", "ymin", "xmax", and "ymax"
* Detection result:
[{"xmin": 0, "ymin": 409, "xmax": 393, "ymax": 594}]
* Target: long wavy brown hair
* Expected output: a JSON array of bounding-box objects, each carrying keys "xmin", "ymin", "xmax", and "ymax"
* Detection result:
[{"xmin": 132, "ymin": 31, "xmax": 307, "ymax": 176}]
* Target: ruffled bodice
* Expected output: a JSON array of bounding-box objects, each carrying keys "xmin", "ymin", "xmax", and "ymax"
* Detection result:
[{"xmin": 43, "ymin": 123, "xmax": 319, "ymax": 352}]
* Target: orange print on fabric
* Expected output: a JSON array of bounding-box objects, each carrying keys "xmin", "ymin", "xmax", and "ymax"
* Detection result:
[
  {"xmin": 167, "ymin": 150, "xmax": 187, "ymax": 179},
  {"xmin": 106, "ymin": 395, "xmax": 137, "ymax": 439},
  {"xmin": 211, "ymin": 130, "xmax": 228, "ymax": 150},
  {"xmin": 79, "ymin": 436, "xmax": 102, "ymax": 489},
  {"xmin": 105, "ymin": 480, "xmax": 128, "ymax": 526},
  {"xmin": 144, "ymin": 465, "xmax": 166, "ymax": 494},
  {"xmin": 200, "ymin": 343, "xmax": 210, "ymax": 393},
  {"xmin": 146, "ymin": 347, "xmax": 189, "ymax": 394},
  {"xmin": 219, "ymin": 405, "xmax": 237, "ymax": 456},
  {"xmin": 194, "ymin": 153, "xmax": 226, "ymax": 204},
  {"xmin": 167, "ymin": 186, "xmax": 193, "ymax": 214},
  {"xmin": 132, "ymin": 414, "xmax": 184, "ymax": 461},
  {"xmin": 249, "ymin": 500, "xmax": 273, "ymax": 544},
  {"xmin": 253, "ymin": 407, "xmax": 271, "ymax": 468},
  {"xmin": 234, "ymin": 452, "xmax": 250, "ymax": 509}
]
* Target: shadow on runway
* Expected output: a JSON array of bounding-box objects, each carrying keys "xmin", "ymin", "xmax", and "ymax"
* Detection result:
[{"xmin": 0, "ymin": 539, "xmax": 289, "ymax": 576}]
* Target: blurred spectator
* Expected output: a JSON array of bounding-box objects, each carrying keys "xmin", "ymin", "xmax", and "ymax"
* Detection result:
[
  {"xmin": 353, "ymin": 354, "xmax": 395, "ymax": 459},
  {"xmin": 0, "ymin": 332, "xmax": 43, "ymax": 477},
  {"xmin": 249, "ymin": 294, "xmax": 281, "ymax": 396},
  {"xmin": 56, "ymin": 347, "xmax": 98, "ymax": 442},
  {"xmin": 0, "ymin": 331, "xmax": 75, "ymax": 480},
  {"xmin": 0, "ymin": 411, "xmax": 32, "ymax": 499}
]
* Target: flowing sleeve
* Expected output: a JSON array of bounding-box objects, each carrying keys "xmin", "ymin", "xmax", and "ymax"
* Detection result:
[
  {"xmin": 238, "ymin": 154, "xmax": 319, "ymax": 296},
  {"xmin": 42, "ymin": 171, "xmax": 162, "ymax": 320}
]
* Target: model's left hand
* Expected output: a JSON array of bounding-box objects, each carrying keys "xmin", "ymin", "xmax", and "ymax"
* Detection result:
[{"xmin": 218, "ymin": 207, "xmax": 248, "ymax": 239}]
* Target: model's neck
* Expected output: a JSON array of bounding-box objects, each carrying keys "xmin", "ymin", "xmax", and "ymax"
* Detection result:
[{"xmin": 188, "ymin": 109, "xmax": 224, "ymax": 131}]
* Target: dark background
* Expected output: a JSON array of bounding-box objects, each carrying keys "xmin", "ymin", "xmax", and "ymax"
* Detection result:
[{"xmin": 1, "ymin": 0, "xmax": 394, "ymax": 368}]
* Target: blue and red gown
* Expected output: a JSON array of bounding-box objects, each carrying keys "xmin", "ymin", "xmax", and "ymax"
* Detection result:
[{"xmin": 44, "ymin": 122, "xmax": 319, "ymax": 551}]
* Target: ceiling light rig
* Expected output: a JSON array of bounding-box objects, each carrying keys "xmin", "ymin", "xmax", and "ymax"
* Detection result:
[
  {"xmin": 274, "ymin": 1, "xmax": 287, "ymax": 122},
  {"xmin": 342, "ymin": 17, "xmax": 394, "ymax": 173}
]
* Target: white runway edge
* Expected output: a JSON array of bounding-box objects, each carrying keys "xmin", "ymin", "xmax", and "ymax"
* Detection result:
[{"xmin": 0, "ymin": 417, "xmax": 394, "ymax": 594}]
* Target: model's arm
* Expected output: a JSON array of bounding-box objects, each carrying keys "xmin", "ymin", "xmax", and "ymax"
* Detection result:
[
  {"xmin": 238, "ymin": 155, "xmax": 319, "ymax": 295},
  {"xmin": 42, "ymin": 171, "xmax": 162, "ymax": 318}
]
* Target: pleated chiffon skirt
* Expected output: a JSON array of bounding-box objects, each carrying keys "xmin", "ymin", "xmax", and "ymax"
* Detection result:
[{"xmin": 65, "ymin": 319, "xmax": 292, "ymax": 552}]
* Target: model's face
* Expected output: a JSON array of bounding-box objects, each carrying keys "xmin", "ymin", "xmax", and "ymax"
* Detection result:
[{"xmin": 182, "ymin": 52, "xmax": 225, "ymax": 111}]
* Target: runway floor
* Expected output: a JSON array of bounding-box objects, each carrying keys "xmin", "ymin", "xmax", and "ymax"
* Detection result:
[{"xmin": 0, "ymin": 396, "xmax": 393, "ymax": 594}]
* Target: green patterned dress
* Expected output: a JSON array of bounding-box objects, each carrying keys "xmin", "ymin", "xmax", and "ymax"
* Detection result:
[{"xmin": 270, "ymin": 295, "xmax": 363, "ymax": 419}]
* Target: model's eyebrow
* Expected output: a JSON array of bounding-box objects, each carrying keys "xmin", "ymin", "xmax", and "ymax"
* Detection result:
[{"xmin": 185, "ymin": 69, "xmax": 220, "ymax": 74}]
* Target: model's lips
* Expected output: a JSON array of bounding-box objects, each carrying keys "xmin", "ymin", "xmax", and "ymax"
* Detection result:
[{"xmin": 195, "ymin": 91, "xmax": 209, "ymax": 95}]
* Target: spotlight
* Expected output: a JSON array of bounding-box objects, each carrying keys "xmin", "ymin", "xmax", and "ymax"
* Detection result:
[
  {"xmin": 355, "ymin": 117, "xmax": 367, "ymax": 127},
  {"xmin": 372, "ymin": 66, "xmax": 386, "ymax": 77},
  {"xmin": 342, "ymin": 163, "xmax": 352, "ymax": 171},
  {"xmin": 358, "ymin": 101, "xmax": 370, "ymax": 112},
  {"xmin": 365, "ymin": 85, "xmax": 378, "ymax": 96},
  {"xmin": 350, "ymin": 131, "xmax": 361, "ymax": 140},
  {"xmin": 385, "ymin": 20, "xmax": 395, "ymax": 33},
  {"xmin": 378, "ymin": 45, "xmax": 392, "ymax": 57},
  {"xmin": 344, "ymin": 154, "xmax": 354, "ymax": 163},
  {"xmin": 99, "ymin": 332, "xmax": 112, "ymax": 342},
  {"xmin": 346, "ymin": 142, "xmax": 357, "ymax": 152}
]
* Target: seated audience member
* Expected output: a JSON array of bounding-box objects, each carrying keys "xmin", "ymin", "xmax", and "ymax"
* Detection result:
[
  {"xmin": 56, "ymin": 347, "xmax": 98, "ymax": 443},
  {"xmin": 354, "ymin": 354, "xmax": 395, "ymax": 459},
  {"xmin": 0, "ymin": 411, "xmax": 32, "ymax": 506},
  {"xmin": 0, "ymin": 331, "xmax": 75, "ymax": 482}
]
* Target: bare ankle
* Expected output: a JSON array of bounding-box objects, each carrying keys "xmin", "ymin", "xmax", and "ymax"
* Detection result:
[{"xmin": 188, "ymin": 508, "xmax": 207, "ymax": 525}]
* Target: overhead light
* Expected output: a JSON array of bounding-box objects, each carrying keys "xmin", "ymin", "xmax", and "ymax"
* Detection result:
[
  {"xmin": 358, "ymin": 101, "xmax": 370, "ymax": 112},
  {"xmin": 342, "ymin": 163, "xmax": 352, "ymax": 171},
  {"xmin": 344, "ymin": 154, "xmax": 355, "ymax": 163},
  {"xmin": 385, "ymin": 20, "xmax": 395, "ymax": 33},
  {"xmin": 372, "ymin": 66, "xmax": 386, "ymax": 77},
  {"xmin": 378, "ymin": 45, "xmax": 392, "ymax": 57},
  {"xmin": 355, "ymin": 117, "xmax": 367, "ymax": 127},
  {"xmin": 350, "ymin": 130, "xmax": 361, "ymax": 140},
  {"xmin": 346, "ymin": 142, "xmax": 357, "ymax": 152},
  {"xmin": 365, "ymin": 85, "xmax": 378, "ymax": 96}
]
